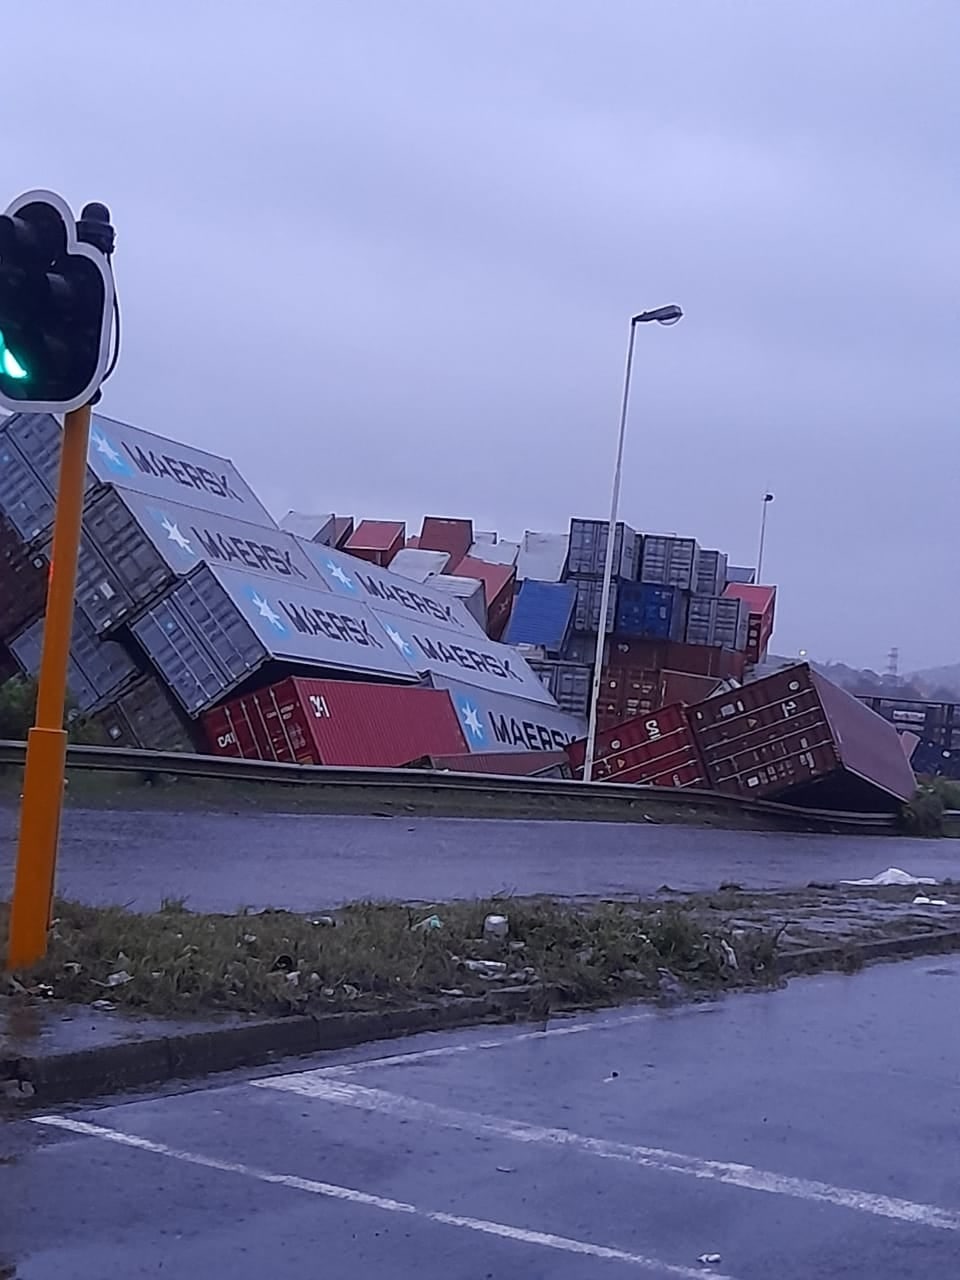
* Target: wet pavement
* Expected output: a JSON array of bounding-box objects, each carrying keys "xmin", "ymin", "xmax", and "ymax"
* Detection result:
[
  {"xmin": 1, "ymin": 804, "xmax": 958, "ymax": 911},
  {"xmin": 4, "ymin": 956, "xmax": 959, "ymax": 1278}
]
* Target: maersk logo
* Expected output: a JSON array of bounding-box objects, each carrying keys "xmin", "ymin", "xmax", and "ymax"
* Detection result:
[
  {"xmin": 455, "ymin": 694, "xmax": 487, "ymax": 745},
  {"xmin": 243, "ymin": 584, "xmax": 287, "ymax": 634},
  {"xmin": 90, "ymin": 427, "xmax": 133, "ymax": 477},
  {"xmin": 325, "ymin": 560, "xmax": 358, "ymax": 593},
  {"xmin": 384, "ymin": 622, "xmax": 414, "ymax": 659},
  {"xmin": 152, "ymin": 509, "xmax": 195, "ymax": 557}
]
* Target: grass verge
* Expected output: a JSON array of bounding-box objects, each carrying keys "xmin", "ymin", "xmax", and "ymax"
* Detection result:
[{"xmin": 1, "ymin": 896, "xmax": 773, "ymax": 1018}]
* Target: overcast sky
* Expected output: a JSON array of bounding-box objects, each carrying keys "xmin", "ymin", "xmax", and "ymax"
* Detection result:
[{"xmin": 6, "ymin": 2, "xmax": 958, "ymax": 669}]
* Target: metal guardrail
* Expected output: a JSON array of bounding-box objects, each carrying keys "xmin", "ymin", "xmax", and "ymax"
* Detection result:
[{"xmin": 0, "ymin": 739, "xmax": 900, "ymax": 831}]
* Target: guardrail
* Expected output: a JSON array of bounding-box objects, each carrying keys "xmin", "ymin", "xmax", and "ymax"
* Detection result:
[{"xmin": 0, "ymin": 739, "xmax": 900, "ymax": 832}]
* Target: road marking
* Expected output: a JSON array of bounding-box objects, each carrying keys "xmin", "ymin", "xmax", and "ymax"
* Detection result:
[
  {"xmin": 33, "ymin": 1115, "xmax": 735, "ymax": 1279},
  {"xmin": 253, "ymin": 1077, "xmax": 960, "ymax": 1234},
  {"xmin": 321, "ymin": 1005, "xmax": 716, "ymax": 1075}
]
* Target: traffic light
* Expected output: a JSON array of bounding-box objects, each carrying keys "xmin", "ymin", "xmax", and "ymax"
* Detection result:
[{"xmin": 0, "ymin": 189, "xmax": 114, "ymax": 413}]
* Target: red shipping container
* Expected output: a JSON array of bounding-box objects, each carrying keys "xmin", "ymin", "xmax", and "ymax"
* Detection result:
[
  {"xmin": 203, "ymin": 677, "xmax": 468, "ymax": 766},
  {"xmin": 345, "ymin": 519, "xmax": 405, "ymax": 567},
  {"xmin": 419, "ymin": 517, "xmax": 474, "ymax": 566},
  {"xmin": 607, "ymin": 638, "xmax": 747, "ymax": 681},
  {"xmin": 451, "ymin": 555, "xmax": 516, "ymax": 639},
  {"xmin": 566, "ymin": 703, "xmax": 708, "ymax": 788},
  {"xmin": 688, "ymin": 663, "xmax": 915, "ymax": 810},
  {"xmin": 723, "ymin": 583, "xmax": 776, "ymax": 663}
]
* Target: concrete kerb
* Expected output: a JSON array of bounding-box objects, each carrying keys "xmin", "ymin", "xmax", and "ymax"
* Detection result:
[{"xmin": 5, "ymin": 930, "xmax": 960, "ymax": 1107}]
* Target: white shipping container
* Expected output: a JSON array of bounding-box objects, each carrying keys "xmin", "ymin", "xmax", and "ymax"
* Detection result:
[
  {"xmin": 390, "ymin": 547, "xmax": 451, "ymax": 581},
  {"xmin": 516, "ymin": 531, "xmax": 569, "ymax": 582}
]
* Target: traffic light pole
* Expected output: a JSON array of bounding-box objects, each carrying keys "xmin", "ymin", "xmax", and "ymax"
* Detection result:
[{"xmin": 7, "ymin": 404, "xmax": 92, "ymax": 969}]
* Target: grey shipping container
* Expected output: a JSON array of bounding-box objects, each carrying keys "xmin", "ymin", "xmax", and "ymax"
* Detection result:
[
  {"xmin": 516, "ymin": 531, "xmax": 569, "ymax": 583},
  {"xmin": 640, "ymin": 535, "xmax": 700, "ymax": 591},
  {"xmin": 427, "ymin": 574, "xmax": 488, "ymax": 631},
  {"xmin": 10, "ymin": 610, "xmax": 137, "ymax": 712},
  {"xmin": 695, "ymin": 549, "xmax": 728, "ymax": 597},
  {"xmin": 561, "ymin": 631, "xmax": 606, "ymax": 665},
  {"xmin": 0, "ymin": 516, "xmax": 48, "ymax": 637},
  {"xmin": 36, "ymin": 529, "xmax": 135, "ymax": 634},
  {"xmin": 390, "ymin": 547, "xmax": 451, "ymax": 582},
  {"xmin": 0, "ymin": 431, "xmax": 56, "ymax": 543},
  {"xmin": 571, "ymin": 578, "xmax": 618, "ymax": 633},
  {"xmin": 548, "ymin": 662, "xmax": 593, "ymax": 717},
  {"xmin": 279, "ymin": 511, "xmax": 337, "ymax": 544},
  {"xmin": 684, "ymin": 595, "xmax": 748, "ymax": 650},
  {"xmin": 89, "ymin": 675, "xmax": 196, "ymax": 752},
  {"xmin": 6, "ymin": 411, "xmax": 277, "ymax": 527},
  {"xmin": 726, "ymin": 565, "xmax": 756, "ymax": 585},
  {"xmin": 426, "ymin": 674, "xmax": 586, "ymax": 754},
  {"xmin": 567, "ymin": 519, "xmax": 638, "ymax": 579},
  {"xmin": 83, "ymin": 487, "xmax": 324, "ymax": 614}
]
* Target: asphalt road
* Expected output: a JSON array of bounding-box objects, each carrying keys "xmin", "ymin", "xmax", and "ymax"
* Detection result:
[
  {"xmin": 5, "ymin": 956, "xmax": 959, "ymax": 1278},
  {"xmin": 1, "ymin": 803, "xmax": 958, "ymax": 911}
]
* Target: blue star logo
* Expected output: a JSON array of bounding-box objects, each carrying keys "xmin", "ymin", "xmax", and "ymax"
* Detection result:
[
  {"xmin": 90, "ymin": 427, "xmax": 132, "ymax": 476},
  {"xmin": 326, "ymin": 560, "xmax": 357, "ymax": 593},
  {"xmin": 243, "ymin": 584, "xmax": 287, "ymax": 634},
  {"xmin": 153, "ymin": 510, "xmax": 194, "ymax": 556},
  {"xmin": 384, "ymin": 623, "xmax": 414, "ymax": 658},
  {"xmin": 455, "ymin": 694, "xmax": 486, "ymax": 744}
]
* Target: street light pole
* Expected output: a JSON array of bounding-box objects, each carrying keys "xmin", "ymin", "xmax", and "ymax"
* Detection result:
[
  {"xmin": 756, "ymin": 492, "xmax": 774, "ymax": 582},
  {"xmin": 582, "ymin": 305, "xmax": 682, "ymax": 783}
]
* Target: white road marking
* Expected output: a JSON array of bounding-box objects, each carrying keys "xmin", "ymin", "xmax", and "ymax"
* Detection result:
[
  {"xmin": 33, "ymin": 1115, "xmax": 735, "ymax": 1279},
  {"xmin": 253, "ymin": 1077, "xmax": 960, "ymax": 1234},
  {"xmin": 321, "ymin": 1005, "xmax": 716, "ymax": 1075}
]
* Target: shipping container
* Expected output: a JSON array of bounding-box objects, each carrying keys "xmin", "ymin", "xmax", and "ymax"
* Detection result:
[
  {"xmin": 7, "ymin": 411, "xmax": 277, "ymax": 526},
  {"xmin": 726, "ymin": 565, "xmax": 756, "ymax": 585},
  {"xmin": 516, "ymin": 531, "xmax": 569, "ymax": 583},
  {"xmin": 689, "ymin": 663, "xmax": 916, "ymax": 810},
  {"xmin": 450, "ymin": 555, "xmax": 516, "ymax": 639},
  {"xmin": 614, "ymin": 581, "xmax": 687, "ymax": 641},
  {"xmin": 567, "ymin": 703, "xmax": 708, "ymax": 788},
  {"xmin": 83, "ymin": 487, "xmax": 325, "ymax": 615},
  {"xmin": 607, "ymin": 637, "xmax": 747, "ymax": 681},
  {"xmin": 639, "ymin": 535, "xmax": 700, "ymax": 591},
  {"xmin": 566, "ymin": 519, "xmax": 638, "ymax": 579},
  {"xmin": 525, "ymin": 659, "xmax": 593, "ymax": 717},
  {"xmin": 571, "ymin": 578, "xmax": 618, "ymax": 633},
  {"xmin": 856, "ymin": 696, "xmax": 960, "ymax": 753},
  {"xmin": 405, "ymin": 750, "xmax": 570, "ymax": 778},
  {"xmin": 562, "ymin": 631, "xmax": 606, "ymax": 665},
  {"xmin": 469, "ymin": 535, "xmax": 520, "ymax": 566},
  {"xmin": 503, "ymin": 581, "xmax": 576, "ymax": 654},
  {"xmin": 0, "ymin": 515, "xmax": 48, "ymax": 637},
  {"xmin": 85, "ymin": 675, "xmax": 195, "ymax": 752},
  {"xmin": 345, "ymin": 519, "xmax": 405, "ymax": 567},
  {"xmin": 44, "ymin": 530, "xmax": 135, "ymax": 634},
  {"xmin": 331, "ymin": 516, "xmax": 354, "ymax": 548},
  {"xmin": 389, "ymin": 547, "xmax": 451, "ymax": 581},
  {"xmin": 0, "ymin": 433, "xmax": 56, "ymax": 543},
  {"xmin": 695, "ymin": 549, "xmax": 728, "ymax": 597},
  {"xmin": 684, "ymin": 595, "xmax": 748, "ymax": 650},
  {"xmin": 296, "ymin": 539, "xmax": 484, "ymax": 635},
  {"xmin": 722, "ymin": 583, "xmax": 776, "ymax": 663},
  {"xmin": 428, "ymin": 574, "xmax": 487, "ymax": 631},
  {"xmin": 419, "ymin": 516, "xmax": 473, "ymax": 565},
  {"xmin": 202, "ymin": 677, "xmax": 468, "ymax": 767},
  {"xmin": 10, "ymin": 610, "xmax": 138, "ymax": 712},
  {"xmin": 279, "ymin": 511, "xmax": 337, "ymax": 544},
  {"xmin": 426, "ymin": 674, "xmax": 585, "ymax": 753}
]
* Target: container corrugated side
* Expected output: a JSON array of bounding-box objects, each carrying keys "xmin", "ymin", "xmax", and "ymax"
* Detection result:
[
  {"xmin": 345, "ymin": 520, "xmax": 405, "ymax": 566},
  {"xmin": 419, "ymin": 516, "xmax": 473, "ymax": 565},
  {"xmin": 10, "ymin": 619, "xmax": 98, "ymax": 712},
  {"xmin": 426, "ymin": 674, "xmax": 585, "ymax": 753},
  {"xmin": 695, "ymin": 549, "xmax": 728, "ymax": 596},
  {"xmin": 45, "ymin": 531, "xmax": 135, "ymax": 634},
  {"xmin": 88, "ymin": 675, "xmax": 196, "ymax": 751},
  {"xmin": 571, "ymin": 578, "xmax": 618, "ymax": 633},
  {"xmin": 614, "ymin": 582, "xmax": 685, "ymax": 640},
  {"xmin": 451, "ymin": 555, "xmax": 516, "ymax": 639},
  {"xmin": 0, "ymin": 432, "xmax": 56, "ymax": 543},
  {"xmin": 428, "ymin": 574, "xmax": 487, "ymax": 631},
  {"xmin": 689, "ymin": 663, "xmax": 914, "ymax": 809},
  {"xmin": 639, "ymin": 536, "xmax": 700, "ymax": 590},
  {"xmin": 10, "ymin": 610, "xmax": 138, "ymax": 711},
  {"xmin": 0, "ymin": 516, "xmax": 48, "ymax": 637},
  {"xmin": 684, "ymin": 595, "xmax": 746, "ymax": 649},
  {"xmin": 567, "ymin": 519, "xmax": 637, "ymax": 578},
  {"xmin": 130, "ymin": 585, "xmax": 239, "ymax": 714},
  {"xmin": 607, "ymin": 637, "xmax": 747, "ymax": 681},
  {"xmin": 567, "ymin": 702, "xmax": 707, "ymax": 787},
  {"xmin": 503, "ymin": 580, "xmax": 576, "ymax": 653},
  {"xmin": 203, "ymin": 677, "xmax": 468, "ymax": 766}
]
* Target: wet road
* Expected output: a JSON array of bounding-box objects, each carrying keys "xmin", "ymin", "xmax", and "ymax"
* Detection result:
[
  {"xmin": 5, "ymin": 956, "xmax": 959, "ymax": 1278},
  {"xmin": 1, "ymin": 803, "xmax": 957, "ymax": 911}
]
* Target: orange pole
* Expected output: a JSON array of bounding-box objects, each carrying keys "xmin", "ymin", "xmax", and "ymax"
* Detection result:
[{"xmin": 6, "ymin": 404, "xmax": 91, "ymax": 970}]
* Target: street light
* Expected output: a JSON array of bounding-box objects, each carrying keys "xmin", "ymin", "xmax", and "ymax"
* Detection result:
[
  {"xmin": 582, "ymin": 305, "xmax": 683, "ymax": 783},
  {"xmin": 756, "ymin": 492, "xmax": 774, "ymax": 582}
]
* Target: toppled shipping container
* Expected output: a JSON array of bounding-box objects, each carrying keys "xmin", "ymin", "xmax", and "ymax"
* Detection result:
[
  {"xmin": 567, "ymin": 703, "xmax": 708, "ymax": 788},
  {"xmin": 203, "ymin": 677, "xmax": 468, "ymax": 766},
  {"xmin": 504, "ymin": 580, "xmax": 576, "ymax": 654},
  {"xmin": 11, "ymin": 609, "xmax": 138, "ymax": 713},
  {"xmin": 87, "ymin": 675, "xmax": 197, "ymax": 752},
  {"xmin": 0, "ymin": 514, "xmax": 48, "ymax": 637},
  {"xmin": 389, "ymin": 547, "xmax": 451, "ymax": 581},
  {"xmin": 451, "ymin": 555, "xmax": 516, "ymax": 639},
  {"xmin": 345, "ymin": 519, "xmax": 405, "ymax": 567},
  {"xmin": 516, "ymin": 531, "xmax": 569, "ymax": 583},
  {"xmin": 426, "ymin": 674, "xmax": 585, "ymax": 754},
  {"xmin": 722, "ymin": 583, "xmax": 776, "ymax": 663},
  {"xmin": 279, "ymin": 511, "xmax": 337, "ymax": 544},
  {"xmin": 419, "ymin": 516, "xmax": 473, "ymax": 566},
  {"xmin": 688, "ymin": 663, "xmax": 916, "ymax": 810}
]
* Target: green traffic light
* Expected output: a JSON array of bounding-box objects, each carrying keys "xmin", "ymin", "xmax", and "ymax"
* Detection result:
[{"xmin": 0, "ymin": 330, "xmax": 28, "ymax": 380}]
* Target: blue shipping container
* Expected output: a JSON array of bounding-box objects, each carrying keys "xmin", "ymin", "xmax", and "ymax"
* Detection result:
[
  {"xmin": 615, "ymin": 582, "xmax": 683, "ymax": 640},
  {"xmin": 504, "ymin": 581, "xmax": 576, "ymax": 653}
]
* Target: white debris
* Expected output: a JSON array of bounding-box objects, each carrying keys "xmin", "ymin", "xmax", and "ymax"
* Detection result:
[
  {"xmin": 912, "ymin": 895, "xmax": 948, "ymax": 906},
  {"xmin": 483, "ymin": 914, "xmax": 509, "ymax": 939},
  {"xmin": 697, "ymin": 1255, "xmax": 722, "ymax": 1266},
  {"xmin": 841, "ymin": 867, "xmax": 936, "ymax": 887},
  {"xmin": 462, "ymin": 959, "xmax": 508, "ymax": 978},
  {"xmin": 719, "ymin": 940, "xmax": 738, "ymax": 970}
]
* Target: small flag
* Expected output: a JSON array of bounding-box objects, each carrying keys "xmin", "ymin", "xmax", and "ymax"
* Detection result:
[{"xmin": 763, "ymin": 493, "xmax": 774, "ymax": 503}]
